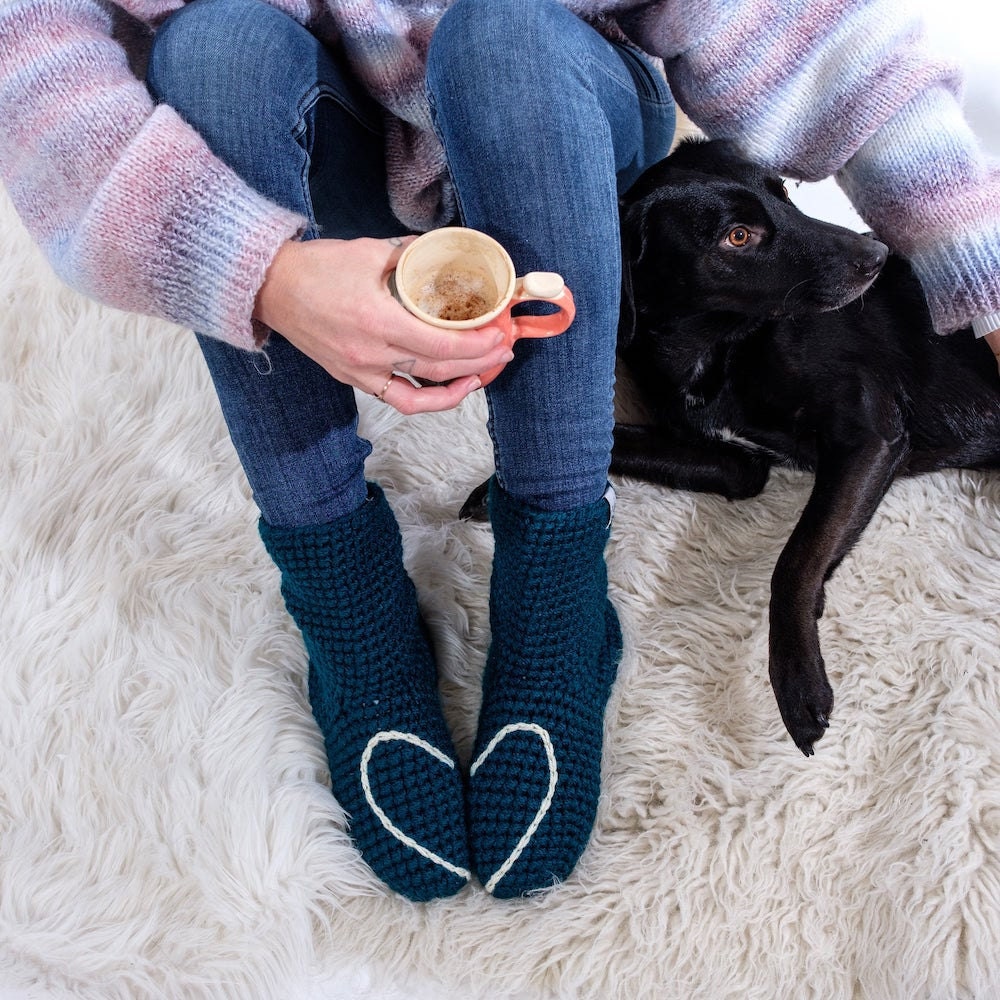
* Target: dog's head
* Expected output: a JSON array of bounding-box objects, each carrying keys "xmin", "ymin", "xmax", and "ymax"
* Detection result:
[{"xmin": 619, "ymin": 140, "xmax": 888, "ymax": 347}]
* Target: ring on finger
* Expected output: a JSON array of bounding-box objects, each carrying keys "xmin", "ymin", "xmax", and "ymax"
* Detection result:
[{"xmin": 374, "ymin": 375, "xmax": 394, "ymax": 401}]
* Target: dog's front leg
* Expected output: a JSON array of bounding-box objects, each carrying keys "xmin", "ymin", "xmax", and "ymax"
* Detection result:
[
  {"xmin": 769, "ymin": 432, "xmax": 907, "ymax": 756},
  {"xmin": 612, "ymin": 423, "xmax": 772, "ymax": 499}
]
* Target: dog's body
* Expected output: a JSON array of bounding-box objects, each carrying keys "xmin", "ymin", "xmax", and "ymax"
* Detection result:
[{"xmin": 614, "ymin": 139, "xmax": 1000, "ymax": 755}]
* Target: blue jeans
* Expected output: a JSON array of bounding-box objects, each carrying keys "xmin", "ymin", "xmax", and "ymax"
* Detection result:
[{"xmin": 146, "ymin": 0, "xmax": 674, "ymax": 526}]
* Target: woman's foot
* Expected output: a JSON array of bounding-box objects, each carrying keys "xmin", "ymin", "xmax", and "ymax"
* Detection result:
[
  {"xmin": 259, "ymin": 485, "xmax": 470, "ymax": 901},
  {"xmin": 468, "ymin": 481, "xmax": 622, "ymax": 897}
]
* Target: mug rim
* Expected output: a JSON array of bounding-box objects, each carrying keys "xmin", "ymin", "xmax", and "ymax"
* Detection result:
[{"xmin": 394, "ymin": 227, "xmax": 517, "ymax": 329}]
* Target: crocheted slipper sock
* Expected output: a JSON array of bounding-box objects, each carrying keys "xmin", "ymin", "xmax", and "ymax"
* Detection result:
[
  {"xmin": 258, "ymin": 485, "xmax": 470, "ymax": 902},
  {"xmin": 468, "ymin": 480, "xmax": 623, "ymax": 898}
]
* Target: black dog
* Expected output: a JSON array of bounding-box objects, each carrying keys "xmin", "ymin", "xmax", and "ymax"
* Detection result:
[
  {"xmin": 612, "ymin": 138, "xmax": 1000, "ymax": 755},
  {"xmin": 461, "ymin": 140, "xmax": 1000, "ymax": 754}
]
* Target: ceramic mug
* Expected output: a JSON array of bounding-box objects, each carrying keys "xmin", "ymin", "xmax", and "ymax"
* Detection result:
[{"xmin": 390, "ymin": 227, "xmax": 576, "ymax": 386}]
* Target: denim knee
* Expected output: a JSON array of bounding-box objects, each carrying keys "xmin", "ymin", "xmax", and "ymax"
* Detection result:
[
  {"xmin": 146, "ymin": 0, "xmax": 382, "ymax": 227},
  {"xmin": 429, "ymin": 0, "xmax": 583, "ymax": 93},
  {"xmin": 148, "ymin": 0, "xmax": 275, "ymax": 106},
  {"xmin": 146, "ymin": 0, "xmax": 341, "ymax": 159},
  {"xmin": 433, "ymin": 0, "xmax": 568, "ymax": 39}
]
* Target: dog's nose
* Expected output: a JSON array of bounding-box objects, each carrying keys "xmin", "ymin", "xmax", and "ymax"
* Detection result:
[{"xmin": 855, "ymin": 239, "xmax": 889, "ymax": 279}]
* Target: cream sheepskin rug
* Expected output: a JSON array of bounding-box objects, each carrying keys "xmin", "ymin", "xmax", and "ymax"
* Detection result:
[{"xmin": 3, "ymin": 180, "xmax": 1000, "ymax": 1000}]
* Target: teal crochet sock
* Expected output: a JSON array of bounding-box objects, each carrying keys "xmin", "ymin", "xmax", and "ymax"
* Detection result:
[
  {"xmin": 468, "ymin": 480, "xmax": 623, "ymax": 898},
  {"xmin": 259, "ymin": 485, "xmax": 470, "ymax": 902}
]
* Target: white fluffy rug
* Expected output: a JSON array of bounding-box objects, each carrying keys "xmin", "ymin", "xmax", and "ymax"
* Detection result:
[{"xmin": 3, "ymin": 179, "xmax": 1000, "ymax": 1000}]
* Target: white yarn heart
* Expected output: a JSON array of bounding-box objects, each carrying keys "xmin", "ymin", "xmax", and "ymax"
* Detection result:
[
  {"xmin": 360, "ymin": 730, "xmax": 472, "ymax": 882},
  {"xmin": 470, "ymin": 722, "xmax": 559, "ymax": 895}
]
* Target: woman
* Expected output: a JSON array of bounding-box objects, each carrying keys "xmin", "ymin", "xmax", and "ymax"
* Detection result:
[{"xmin": 1, "ymin": 0, "xmax": 997, "ymax": 902}]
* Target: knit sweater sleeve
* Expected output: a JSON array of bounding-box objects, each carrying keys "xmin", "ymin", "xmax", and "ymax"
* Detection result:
[
  {"xmin": 0, "ymin": 0, "xmax": 307, "ymax": 350},
  {"xmin": 619, "ymin": 0, "xmax": 1000, "ymax": 335}
]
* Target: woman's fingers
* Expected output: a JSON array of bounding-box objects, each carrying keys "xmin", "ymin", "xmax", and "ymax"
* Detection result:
[
  {"xmin": 384, "ymin": 329, "xmax": 514, "ymax": 384},
  {"xmin": 387, "ymin": 311, "xmax": 507, "ymax": 360},
  {"xmin": 376, "ymin": 373, "xmax": 483, "ymax": 415}
]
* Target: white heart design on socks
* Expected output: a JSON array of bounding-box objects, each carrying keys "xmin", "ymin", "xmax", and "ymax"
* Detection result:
[
  {"xmin": 360, "ymin": 731, "xmax": 472, "ymax": 882},
  {"xmin": 470, "ymin": 723, "xmax": 559, "ymax": 894}
]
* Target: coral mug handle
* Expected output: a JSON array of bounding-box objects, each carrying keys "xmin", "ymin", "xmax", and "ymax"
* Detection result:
[
  {"xmin": 477, "ymin": 271, "xmax": 575, "ymax": 386},
  {"xmin": 508, "ymin": 272, "xmax": 576, "ymax": 341}
]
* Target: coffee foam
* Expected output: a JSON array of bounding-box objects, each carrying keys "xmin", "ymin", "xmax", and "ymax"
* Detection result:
[{"xmin": 414, "ymin": 268, "xmax": 498, "ymax": 322}]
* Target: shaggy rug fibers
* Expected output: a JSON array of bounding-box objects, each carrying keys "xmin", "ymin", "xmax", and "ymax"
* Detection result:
[{"xmin": 3, "ymin": 180, "xmax": 1000, "ymax": 1000}]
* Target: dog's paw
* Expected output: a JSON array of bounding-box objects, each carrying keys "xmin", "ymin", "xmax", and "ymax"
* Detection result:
[{"xmin": 769, "ymin": 657, "xmax": 834, "ymax": 757}]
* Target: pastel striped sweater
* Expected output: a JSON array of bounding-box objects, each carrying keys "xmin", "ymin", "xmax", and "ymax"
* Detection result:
[{"xmin": 1, "ymin": 0, "xmax": 998, "ymax": 351}]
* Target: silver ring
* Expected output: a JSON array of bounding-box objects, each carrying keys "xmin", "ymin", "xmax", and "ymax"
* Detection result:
[{"xmin": 374, "ymin": 375, "xmax": 394, "ymax": 401}]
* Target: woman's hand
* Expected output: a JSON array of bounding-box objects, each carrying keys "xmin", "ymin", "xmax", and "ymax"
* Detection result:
[{"xmin": 253, "ymin": 237, "xmax": 514, "ymax": 414}]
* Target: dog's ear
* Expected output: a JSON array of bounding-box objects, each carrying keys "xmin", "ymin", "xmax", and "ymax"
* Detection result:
[
  {"xmin": 618, "ymin": 204, "xmax": 649, "ymax": 350},
  {"xmin": 621, "ymin": 138, "xmax": 749, "ymax": 210},
  {"xmin": 621, "ymin": 155, "xmax": 677, "ymax": 209},
  {"xmin": 619, "ymin": 221, "xmax": 638, "ymax": 350},
  {"xmin": 663, "ymin": 137, "xmax": 747, "ymax": 176}
]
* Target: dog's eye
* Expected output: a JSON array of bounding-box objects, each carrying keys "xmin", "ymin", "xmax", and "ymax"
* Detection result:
[{"xmin": 726, "ymin": 226, "xmax": 752, "ymax": 248}]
